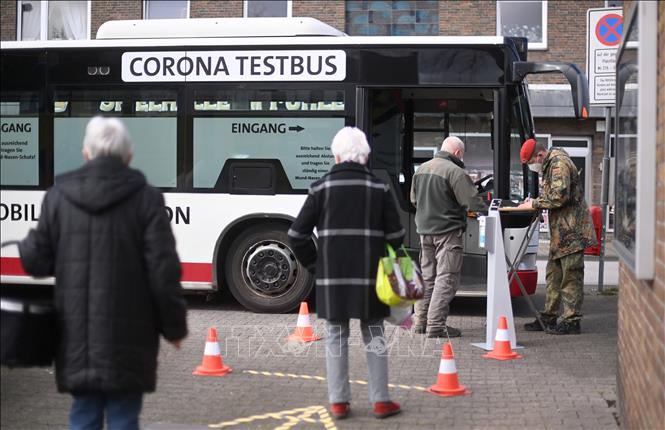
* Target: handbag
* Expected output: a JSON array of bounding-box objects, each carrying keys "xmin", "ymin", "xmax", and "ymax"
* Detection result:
[
  {"xmin": 1, "ymin": 241, "xmax": 57, "ymax": 368},
  {"xmin": 1, "ymin": 296, "xmax": 56, "ymax": 367},
  {"xmin": 376, "ymin": 244, "xmax": 425, "ymax": 306}
]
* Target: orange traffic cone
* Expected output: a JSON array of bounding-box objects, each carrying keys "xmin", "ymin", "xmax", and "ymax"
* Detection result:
[
  {"xmin": 193, "ymin": 327, "xmax": 232, "ymax": 376},
  {"xmin": 483, "ymin": 315, "xmax": 522, "ymax": 361},
  {"xmin": 286, "ymin": 302, "xmax": 321, "ymax": 342},
  {"xmin": 427, "ymin": 342, "xmax": 471, "ymax": 397}
]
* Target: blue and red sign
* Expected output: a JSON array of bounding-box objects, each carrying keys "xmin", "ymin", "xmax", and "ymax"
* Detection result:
[{"xmin": 595, "ymin": 13, "xmax": 622, "ymax": 46}]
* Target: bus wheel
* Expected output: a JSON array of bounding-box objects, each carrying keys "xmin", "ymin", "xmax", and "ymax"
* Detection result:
[{"xmin": 225, "ymin": 223, "xmax": 314, "ymax": 313}]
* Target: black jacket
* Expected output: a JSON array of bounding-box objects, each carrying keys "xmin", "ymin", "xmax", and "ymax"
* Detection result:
[
  {"xmin": 19, "ymin": 156, "xmax": 187, "ymax": 393},
  {"xmin": 288, "ymin": 162, "xmax": 405, "ymax": 321}
]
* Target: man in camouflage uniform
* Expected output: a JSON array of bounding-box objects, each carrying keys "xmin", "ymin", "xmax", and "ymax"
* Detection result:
[{"xmin": 517, "ymin": 139, "xmax": 596, "ymax": 335}]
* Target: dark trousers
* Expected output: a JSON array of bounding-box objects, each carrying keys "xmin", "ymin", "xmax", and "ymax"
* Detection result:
[{"xmin": 69, "ymin": 392, "xmax": 143, "ymax": 430}]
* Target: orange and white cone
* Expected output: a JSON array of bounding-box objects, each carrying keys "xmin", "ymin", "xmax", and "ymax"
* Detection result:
[
  {"xmin": 286, "ymin": 302, "xmax": 321, "ymax": 342},
  {"xmin": 427, "ymin": 342, "xmax": 471, "ymax": 397},
  {"xmin": 193, "ymin": 327, "xmax": 232, "ymax": 376},
  {"xmin": 483, "ymin": 315, "xmax": 522, "ymax": 361}
]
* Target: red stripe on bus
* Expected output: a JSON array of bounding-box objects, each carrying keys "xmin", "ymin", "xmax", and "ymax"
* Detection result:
[
  {"xmin": 0, "ymin": 257, "xmax": 27, "ymax": 276},
  {"xmin": 0, "ymin": 257, "xmax": 213, "ymax": 283}
]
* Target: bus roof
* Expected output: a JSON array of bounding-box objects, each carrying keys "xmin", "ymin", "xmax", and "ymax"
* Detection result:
[
  {"xmin": 97, "ymin": 17, "xmax": 347, "ymax": 39},
  {"xmin": 1, "ymin": 17, "xmax": 509, "ymax": 50}
]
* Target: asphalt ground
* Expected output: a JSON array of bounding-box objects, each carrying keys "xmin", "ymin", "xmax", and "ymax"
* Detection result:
[{"xmin": 1, "ymin": 286, "xmax": 619, "ymax": 430}]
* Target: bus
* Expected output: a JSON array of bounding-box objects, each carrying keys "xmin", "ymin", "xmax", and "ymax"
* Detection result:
[{"xmin": 0, "ymin": 17, "xmax": 589, "ymax": 313}]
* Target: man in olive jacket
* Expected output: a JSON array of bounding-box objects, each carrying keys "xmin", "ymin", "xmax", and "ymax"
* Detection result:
[
  {"xmin": 518, "ymin": 138, "xmax": 595, "ymax": 334},
  {"xmin": 410, "ymin": 136, "xmax": 487, "ymax": 338},
  {"xmin": 18, "ymin": 117, "xmax": 188, "ymax": 430}
]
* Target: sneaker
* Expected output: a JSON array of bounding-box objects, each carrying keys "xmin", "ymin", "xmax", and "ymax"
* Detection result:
[
  {"xmin": 524, "ymin": 317, "xmax": 556, "ymax": 332},
  {"xmin": 373, "ymin": 401, "xmax": 401, "ymax": 419},
  {"xmin": 413, "ymin": 325, "xmax": 426, "ymax": 334},
  {"xmin": 546, "ymin": 320, "xmax": 581, "ymax": 335},
  {"xmin": 330, "ymin": 402, "xmax": 350, "ymax": 419},
  {"xmin": 427, "ymin": 325, "xmax": 461, "ymax": 338}
]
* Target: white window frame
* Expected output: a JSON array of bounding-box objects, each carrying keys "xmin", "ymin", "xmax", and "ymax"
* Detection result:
[
  {"xmin": 613, "ymin": 1, "xmax": 657, "ymax": 280},
  {"xmin": 16, "ymin": 0, "xmax": 92, "ymax": 40},
  {"xmin": 550, "ymin": 136, "xmax": 593, "ymax": 204},
  {"xmin": 496, "ymin": 0, "xmax": 548, "ymax": 50},
  {"xmin": 143, "ymin": 0, "xmax": 190, "ymax": 20},
  {"xmin": 243, "ymin": 0, "xmax": 292, "ymax": 18}
]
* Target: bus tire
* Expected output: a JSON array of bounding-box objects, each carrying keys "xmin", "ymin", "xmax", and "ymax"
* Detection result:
[{"xmin": 224, "ymin": 223, "xmax": 314, "ymax": 313}]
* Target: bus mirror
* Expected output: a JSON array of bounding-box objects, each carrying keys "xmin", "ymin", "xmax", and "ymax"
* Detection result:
[
  {"xmin": 616, "ymin": 62, "xmax": 637, "ymax": 110},
  {"xmin": 512, "ymin": 61, "xmax": 590, "ymax": 120}
]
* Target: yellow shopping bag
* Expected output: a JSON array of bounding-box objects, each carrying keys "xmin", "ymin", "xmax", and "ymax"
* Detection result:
[{"xmin": 376, "ymin": 244, "xmax": 424, "ymax": 306}]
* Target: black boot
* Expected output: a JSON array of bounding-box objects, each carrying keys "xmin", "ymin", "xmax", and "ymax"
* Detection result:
[
  {"xmin": 546, "ymin": 320, "xmax": 581, "ymax": 335},
  {"xmin": 524, "ymin": 316, "xmax": 557, "ymax": 331}
]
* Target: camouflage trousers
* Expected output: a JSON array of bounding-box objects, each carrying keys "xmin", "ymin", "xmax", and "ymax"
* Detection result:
[{"xmin": 542, "ymin": 250, "xmax": 585, "ymax": 323}]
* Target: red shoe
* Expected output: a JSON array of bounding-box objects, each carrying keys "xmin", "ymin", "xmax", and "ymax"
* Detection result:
[
  {"xmin": 330, "ymin": 402, "xmax": 350, "ymax": 419},
  {"xmin": 373, "ymin": 401, "xmax": 401, "ymax": 419}
]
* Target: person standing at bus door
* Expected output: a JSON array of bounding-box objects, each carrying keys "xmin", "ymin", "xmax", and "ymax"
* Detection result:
[
  {"xmin": 517, "ymin": 138, "xmax": 596, "ymax": 335},
  {"xmin": 17, "ymin": 117, "xmax": 188, "ymax": 430},
  {"xmin": 410, "ymin": 136, "xmax": 487, "ymax": 338},
  {"xmin": 288, "ymin": 127, "xmax": 405, "ymax": 420}
]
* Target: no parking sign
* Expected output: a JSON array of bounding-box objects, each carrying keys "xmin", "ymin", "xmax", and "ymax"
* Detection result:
[{"xmin": 587, "ymin": 8, "xmax": 623, "ymax": 106}]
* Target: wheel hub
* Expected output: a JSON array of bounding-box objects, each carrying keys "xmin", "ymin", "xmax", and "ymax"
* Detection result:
[{"xmin": 244, "ymin": 242, "xmax": 296, "ymax": 296}]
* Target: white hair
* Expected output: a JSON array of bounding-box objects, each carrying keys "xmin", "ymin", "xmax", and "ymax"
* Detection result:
[
  {"xmin": 330, "ymin": 126, "xmax": 370, "ymax": 165},
  {"xmin": 82, "ymin": 116, "xmax": 133, "ymax": 162},
  {"xmin": 441, "ymin": 136, "xmax": 465, "ymax": 154}
]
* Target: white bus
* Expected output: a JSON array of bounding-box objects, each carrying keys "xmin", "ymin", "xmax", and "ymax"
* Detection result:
[{"xmin": 0, "ymin": 18, "xmax": 589, "ymax": 312}]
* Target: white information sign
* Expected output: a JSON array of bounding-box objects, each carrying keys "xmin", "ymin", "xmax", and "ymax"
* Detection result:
[
  {"xmin": 586, "ymin": 7, "xmax": 623, "ymax": 106},
  {"xmin": 122, "ymin": 50, "xmax": 346, "ymax": 82},
  {"xmin": 0, "ymin": 118, "xmax": 39, "ymax": 186}
]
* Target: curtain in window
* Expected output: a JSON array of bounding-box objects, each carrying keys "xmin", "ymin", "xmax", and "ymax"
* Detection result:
[
  {"xmin": 20, "ymin": 1, "xmax": 42, "ymax": 40},
  {"xmin": 48, "ymin": 1, "xmax": 87, "ymax": 40}
]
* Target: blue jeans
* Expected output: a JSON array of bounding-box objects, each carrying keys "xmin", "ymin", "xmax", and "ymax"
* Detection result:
[{"xmin": 69, "ymin": 392, "xmax": 143, "ymax": 430}]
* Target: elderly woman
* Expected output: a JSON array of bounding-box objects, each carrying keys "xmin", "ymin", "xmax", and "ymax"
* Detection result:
[{"xmin": 288, "ymin": 127, "xmax": 405, "ymax": 420}]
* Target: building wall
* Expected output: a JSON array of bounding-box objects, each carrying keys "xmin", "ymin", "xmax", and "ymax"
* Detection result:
[
  {"xmin": 616, "ymin": 2, "xmax": 665, "ymax": 429},
  {"xmin": 91, "ymin": 0, "xmax": 142, "ymax": 39},
  {"xmin": 1, "ymin": 0, "xmax": 16, "ymax": 41},
  {"xmin": 293, "ymin": 0, "xmax": 345, "ymax": 32},
  {"xmin": 190, "ymin": 0, "xmax": 243, "ymax": 19},
  {"xmin": 438, "ymin": 0, "xmax": 495, "ymax": 36}
]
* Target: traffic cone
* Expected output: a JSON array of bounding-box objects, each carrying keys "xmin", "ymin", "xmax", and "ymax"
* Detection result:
[
  {"xmin": 427, "ymin": 342, "xmax": 471, "ymax": 397},
  {"xmin": 483, "ymin": 315, "xmax": 522, "ymax": 361},
  {"xmin": 193, "ymin": 327, "xmax": 232, "ymax": 376},
  {"xmin": 286, "ymin": 302, "xmax": 321, "ymax": 342}
]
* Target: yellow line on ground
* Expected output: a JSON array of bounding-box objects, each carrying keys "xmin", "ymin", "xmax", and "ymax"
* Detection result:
[
  {"xmin": 208, "ymin": 405, "xmax": 329, "ymax": 429},
  {"xmin": 242, "ymin": 370, "xmax": 428, "ymax": 392}
]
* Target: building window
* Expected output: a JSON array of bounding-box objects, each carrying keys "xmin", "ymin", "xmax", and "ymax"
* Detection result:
[
  {"xmin": 614, "ymin": 1, "xmax": 657, "ymax": 279},
  {"xmin": 244, "ymin": 0, "xmax": 291, "ymax": 18},
  {"xmin": 17, "ymin": 0, "xmax": 90, "ymax": 40},
  {"xmin": 144, "ymin": 0, "xmax": 189, "ymax": 19},
  {"xmin": 345, "ymin": 0, "xmax": 439, "ymax": 36},
  {"xmin": 497, "ymin": 0, "xmax": 547, "ymax": 50}
]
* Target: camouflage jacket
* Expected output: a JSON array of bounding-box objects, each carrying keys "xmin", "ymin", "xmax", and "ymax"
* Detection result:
[{"xmin": 532, "ymin": 148, "xmax": 596, "ymax": 259}]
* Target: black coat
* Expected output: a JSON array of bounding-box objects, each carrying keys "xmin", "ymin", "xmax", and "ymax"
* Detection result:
[
  {"xmin": 288, "ymin": 162, "xmax": 404, "ymax": 321},
  {"xmin": 18, "ymin": 156, "xmax": 188, "ymax": 393}
]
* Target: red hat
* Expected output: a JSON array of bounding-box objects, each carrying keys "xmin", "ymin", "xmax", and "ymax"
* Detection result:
[{"xmin": 520, "ymin": 138, "xmax": 537, "ymax": 164}]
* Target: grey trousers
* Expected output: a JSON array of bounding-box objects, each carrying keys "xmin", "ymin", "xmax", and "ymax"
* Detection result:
[
  {"xmin": 325, "ymin": 319, "xmax": 390, "ymax": 404},
  {"xmin": 414, "ymin": 229, "xmax": 464, "ymax": 331}
]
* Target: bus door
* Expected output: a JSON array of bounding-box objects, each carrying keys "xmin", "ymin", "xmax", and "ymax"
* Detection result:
[{"xmin": 361, "ymin": 87, "xmax": 501, "ymax": 296}]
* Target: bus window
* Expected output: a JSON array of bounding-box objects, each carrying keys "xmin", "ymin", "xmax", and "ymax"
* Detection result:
[
  {"xmin": 53, "ymin": 89, "xmax": 178, "ymax": 188},
  {"xmin": 0, "ymin": 93, "xmax": 40, "ymax": 187},
  {"xmin": 191, "ymin": 88, "xmax": 345, "ymax": 191}
]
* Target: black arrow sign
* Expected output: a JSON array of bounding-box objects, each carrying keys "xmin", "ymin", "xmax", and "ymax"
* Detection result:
[{"xmin": 288, "ymin": 125, "xmax": 304, "ymax": 133}]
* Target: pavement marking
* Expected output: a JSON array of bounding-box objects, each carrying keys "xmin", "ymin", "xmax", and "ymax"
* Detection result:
[
  {"xmin": 243, "ymin": 370, "xmax": 428, "ymax": 391},
  {"xmin": 208, "ymin": 405, "xmax": 335, "ymax": 430}
]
